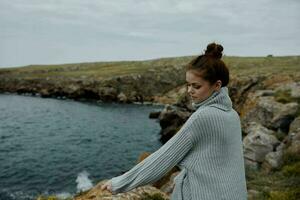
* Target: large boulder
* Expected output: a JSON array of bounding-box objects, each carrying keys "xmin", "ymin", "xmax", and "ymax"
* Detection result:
[
  {"xmin": 261, "ymin": 142, "xmax": 285, "ymax": 172},
  {"xmin": 241, "ymin": 91, "xmax": 299, "ymax": 133},
  {"xmin": 243, "ymin": 122, "xmax": 280, "ymax": 169},
  {"xmin": 158, "ymin": 105, "xmax": 191, "ymax": 143}
]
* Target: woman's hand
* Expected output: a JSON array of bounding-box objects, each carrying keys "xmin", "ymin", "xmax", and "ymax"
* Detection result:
[{"xmin": 101, "ymin": 179, "xmax": 112, "ymax": 193}]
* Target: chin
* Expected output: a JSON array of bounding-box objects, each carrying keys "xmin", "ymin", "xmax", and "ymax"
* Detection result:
[{"xmin": 192, "ymin": 99, "xmax": 202, "ymax": 104}]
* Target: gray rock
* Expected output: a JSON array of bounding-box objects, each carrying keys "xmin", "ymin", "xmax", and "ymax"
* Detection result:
[
  {"xmin": 158, "ymin": 105, "xmax": 191, "ymax": 143},
  {"xmin": 289, "ymin": 116, "xmax": 300, "ymax": 134},
  {"xmin": 243, "ymin": 96, "xmax": 298, "ymax": 132},
  {"xmin": 247, "ymin": 189, "xmax": 261, "ymax": 200},
  {"xmin": 117, "ymin": 92, "xmax": 128, "ymax": 103},
  {"xmin": 274, "ymin": 81, "xmax": 300, "ymax": 99},
  {"xmin": 98, "ymin": 87, "xmax": 118, "ymax": 101},
  {"xmin": 243, "ymin": 122, "xmax": 280, "ymax": 163},
  {"xmin": 244, "ymin": 122, "xmax": 275, "ymax": 136},
  {"xmin": 253, "ymin": 90, "xmax": 275, "ymax": 97},
  {"xmin": 262, "ymin": 148, "xmax": 284, "ymax": 170}
]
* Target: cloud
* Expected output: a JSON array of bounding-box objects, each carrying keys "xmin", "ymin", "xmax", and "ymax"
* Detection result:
[{"xmin": 0, "ymin": 0, "xmax": 299, "ymax": 67}]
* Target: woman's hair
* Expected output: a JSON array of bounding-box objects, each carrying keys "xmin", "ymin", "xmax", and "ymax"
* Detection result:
[{"xmin": 186, "ymin": 42, "xmax": 229, "ymax": 87}]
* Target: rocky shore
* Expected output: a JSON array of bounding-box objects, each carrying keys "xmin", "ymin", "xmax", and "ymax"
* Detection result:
[
  {"xmin": 1, "ymin": 56, "xmax": 300, "ymax": 199},
  {"xmin": 35, "ymin": 74, "xmax": 300, "ymax": 200}
]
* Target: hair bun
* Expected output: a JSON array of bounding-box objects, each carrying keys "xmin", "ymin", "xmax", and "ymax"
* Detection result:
[{"xmin": 204, "ymin": 42, "xmax": 223, "ymax": 59}]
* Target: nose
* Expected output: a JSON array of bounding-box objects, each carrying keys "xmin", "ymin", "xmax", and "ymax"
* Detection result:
[{"xmin": 187, "ymin": 86, "xmax": 194, "ymax": 95}]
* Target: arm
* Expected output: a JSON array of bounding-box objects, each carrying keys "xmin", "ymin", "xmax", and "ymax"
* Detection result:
[{"xmin": 110, "ymin": 114, "xmax": 199, "ymax": 195}]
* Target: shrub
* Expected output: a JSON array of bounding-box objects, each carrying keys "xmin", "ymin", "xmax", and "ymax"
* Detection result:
[
  {"xmin": 140, "ymin": 192, "xmax": 168, "ymax": 200},
  {"xmin": 268, "ymin": 188, "xmax": 300, "ymax": 200},
  {"xmin": 281, "ymin": 162, "xmax": 300, "ymax": 177}
]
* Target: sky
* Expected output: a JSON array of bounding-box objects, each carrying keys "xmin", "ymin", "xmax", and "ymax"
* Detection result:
[{"xmin": 0, "ymin": 0, "xmax": 299, "ymax": 68}]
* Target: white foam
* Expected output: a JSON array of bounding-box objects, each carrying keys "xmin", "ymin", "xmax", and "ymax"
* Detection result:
[
  {"xmin": 56, "ymin": 192, "xmax": 72, "ymax": 199},
  {"xmin": 76, "ymin": 170, "xmax": 93, "ymax": 193}
]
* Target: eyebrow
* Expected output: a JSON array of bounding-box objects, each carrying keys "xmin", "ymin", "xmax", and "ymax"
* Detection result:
[{"xmin": 185, "ymin": 81, "xmax": 202, "ymax": 84}]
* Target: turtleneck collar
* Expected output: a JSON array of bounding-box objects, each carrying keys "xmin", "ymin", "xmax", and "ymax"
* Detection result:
[{"xmin": 191, "ymin": 86, "xmax": 232, "ymax": 111}]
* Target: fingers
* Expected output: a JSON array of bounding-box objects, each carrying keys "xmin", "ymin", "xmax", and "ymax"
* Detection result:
[
  {"xmin": 100, "ymin": 184, "xmax": 106, "ymax": 191},
  {"xmin": 101, "ymin": 181, "xmax": 112, "ymax": 193}
]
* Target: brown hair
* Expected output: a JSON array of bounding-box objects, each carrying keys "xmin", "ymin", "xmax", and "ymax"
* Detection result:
[{"xmin": 186, "ymin": 42, "xmax": 229, "ymax": 87}]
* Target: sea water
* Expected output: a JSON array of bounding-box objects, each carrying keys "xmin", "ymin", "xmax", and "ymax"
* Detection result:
[{"xmin": 0, "ymin": 94, "xmax": 163, "ymax": 200}]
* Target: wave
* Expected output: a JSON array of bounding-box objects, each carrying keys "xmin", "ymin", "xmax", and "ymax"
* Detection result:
[{"xmin": 75, "ymin": 170, "xmax": 93, "ymax": 193}]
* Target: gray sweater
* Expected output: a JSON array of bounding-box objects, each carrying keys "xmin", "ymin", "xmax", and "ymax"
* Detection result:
[{"xmin": 110, "ymin": 86, "xmax": 248, "ymax": 200}]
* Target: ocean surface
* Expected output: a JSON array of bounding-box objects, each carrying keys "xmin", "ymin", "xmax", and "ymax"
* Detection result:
[{"xmin": 0, "ymin": 94, "xmax": 164, "ymax": 200}]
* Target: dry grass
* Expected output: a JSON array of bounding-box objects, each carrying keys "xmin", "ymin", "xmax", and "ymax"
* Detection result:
[{"xmin": 1, "ymin": 55, "xmax": 299, "ymax": 80}]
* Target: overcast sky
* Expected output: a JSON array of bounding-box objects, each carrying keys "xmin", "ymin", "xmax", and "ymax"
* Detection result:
[{"xmin": 1, "ymin": 0, "xmax": 299, "ymax": 68}]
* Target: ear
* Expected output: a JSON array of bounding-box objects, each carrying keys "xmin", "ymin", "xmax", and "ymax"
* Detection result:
[{"xmin": 215, "ymin": 80, "xmax": 222, "ymax": 91}]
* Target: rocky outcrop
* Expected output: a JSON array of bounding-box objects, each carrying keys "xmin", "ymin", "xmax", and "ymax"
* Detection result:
[
  {"xmin": 243, "ymin": 122, "xmax": 280, "ymax": 169},
  {"xmin": 0, "ymin": 65, "xmax": 186, "ymax": 105},
  {"xmin": 156, "ymin": 105, "xmax": 191, "ymax": 143},
  {"xmin": 241, "ymin": 93, "xmax": 298, "ymax": 132},
  {"xmin": 155, "ymin": 77, "xmax": 300, "ymax": 170},
  {"xmin": 73, "ymin": 181, "xmax": 170, "ymax": 200}
]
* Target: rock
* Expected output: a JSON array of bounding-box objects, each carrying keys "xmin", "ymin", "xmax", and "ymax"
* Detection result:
[
  {"xmin": 242, "ymin": 95, "xmax": 299, "ymax": 132},
  {"xmin": 289, "ymin": 116, "xmax": 300, "ymax": 134},
  {"xmin": 229, "ymin": 76, "xmax": 265, "ymax": 113},
  {"xmin": 282, "ymin": 116, "xmax": 300, "ymax": 157},
  {"xmin": 253, "ymin": 90, "xmax": 275, "ymax": 97},
  {"xmin": 149, "ymin": 111, "xmax": 161, "ymax": 119},
  {"xmin": 159, "ymin": 171, "xmax": 180, "ymax": 196},
  {"xmin": 285, "ymin": 131, "xmax": 300, "ymax": 155},
  {"xmin": 40, "ymin": 88, "xmax": 51, "ymax": 97},
  {"xmin": 247, "ymin": 189, "xmax": 261, "ymax": 200},
  {"xmin": 243, "ymin": 122, "xmax": 280, "ymax": 165},
  {"xmin": 98, "ymin": 87, "xmax": 118, "ymax": 101},
  {"xmin": 262, "ymin": 143, "xmax": 284, "ymax": 172},
  {"xmin": 73, "ymin": 180, "xmax": 170, "ymax": 200},
  {"xmin": 158, "ymin": 105, "xmax": 191, "ymax": 143},
  {"xmin": 117, "ymin": 92, "xmax": 128, "ymax": 103},
  {"xmin": 274, "ymin": 81, "xmax": 300, "ymax": 99},
  {"xmin": 244, "ymin": 122, "xmax": 275, "ymax": 136},
  {"xmin": 128, "ymin": 91, "xmax": 143, "ymax": 103},
  {"xmin": 244, "ymin": 159, "xmax": 260, "ymax": 170},
  {"xmin": 272, "ymin": 102, "xmax": 299, "ymax": 130}
]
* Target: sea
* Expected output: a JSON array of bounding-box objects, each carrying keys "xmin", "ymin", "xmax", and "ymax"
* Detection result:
[{"xmin": 0, "ymin": 94, "xmax": 164, "ymax": 200}]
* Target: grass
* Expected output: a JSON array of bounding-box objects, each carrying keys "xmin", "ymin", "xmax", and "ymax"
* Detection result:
[
  {"xmin": 246, "ymin": 166, "xmax": 300, "ymax": 200},
  {"xmin": 1, "ymin": 55, "xmax": 299, "ymax": 80},
  {"xmin": 246, "ymin": 144, "xmax": 300, "ymax": 200}
]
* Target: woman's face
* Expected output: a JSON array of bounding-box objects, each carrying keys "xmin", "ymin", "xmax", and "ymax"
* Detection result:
[{"xmin": 185, "ymin": 70, "xmax": 221, "ymax": 104}]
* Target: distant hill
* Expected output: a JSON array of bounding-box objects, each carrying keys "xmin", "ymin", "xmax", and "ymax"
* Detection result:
[
  {"xmin": 1, "ymin": 55, "xmax": 299, "ymax": 79},
  {"xmin": 0, "ymin": 55, "xmax": 299, "ymax": 105}
]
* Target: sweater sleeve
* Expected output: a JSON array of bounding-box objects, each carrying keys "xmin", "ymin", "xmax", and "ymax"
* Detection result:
[{"xmin": 110, "ymin": 114, "xmax": 198, "ymax": 195}]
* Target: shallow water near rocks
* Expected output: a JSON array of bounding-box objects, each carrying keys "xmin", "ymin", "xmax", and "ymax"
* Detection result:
[{"xmin": 0, "ymin": 94, "xmax": 163, "ymax": 200}]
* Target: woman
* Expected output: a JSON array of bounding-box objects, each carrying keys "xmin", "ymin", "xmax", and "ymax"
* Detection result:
[{"xmin": 101, "ymin": 43, "xmax": 248, "ymax": 199}]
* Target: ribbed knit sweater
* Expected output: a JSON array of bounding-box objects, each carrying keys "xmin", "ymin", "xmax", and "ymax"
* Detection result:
[{"xmin": 110, "ymin": 86, "xmax": 248, "ymax": 200}]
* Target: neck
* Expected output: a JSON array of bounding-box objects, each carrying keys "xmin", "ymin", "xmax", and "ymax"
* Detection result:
[{"xmin": 191, "ymin": 86, "xmax": 232, "ymax": 111}]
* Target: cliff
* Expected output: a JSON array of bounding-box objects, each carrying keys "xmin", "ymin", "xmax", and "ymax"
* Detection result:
[{"xmin": 1, "ymin": 55, "xmax": 300, "ymax": 200}]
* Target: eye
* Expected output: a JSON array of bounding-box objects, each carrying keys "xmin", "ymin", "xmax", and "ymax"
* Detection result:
[{"xmin": 193, "ymin": 85, "xmax": 201, "ymax": 89}]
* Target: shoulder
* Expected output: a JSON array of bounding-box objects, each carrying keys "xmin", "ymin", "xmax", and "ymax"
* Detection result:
[
  {"xmin": 192, "ymin": 106, "xmax": 216, "ymax": 119},
  {"xmin": 185, "ymin": 107, "xmax": 214, "ymax": 126}
]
